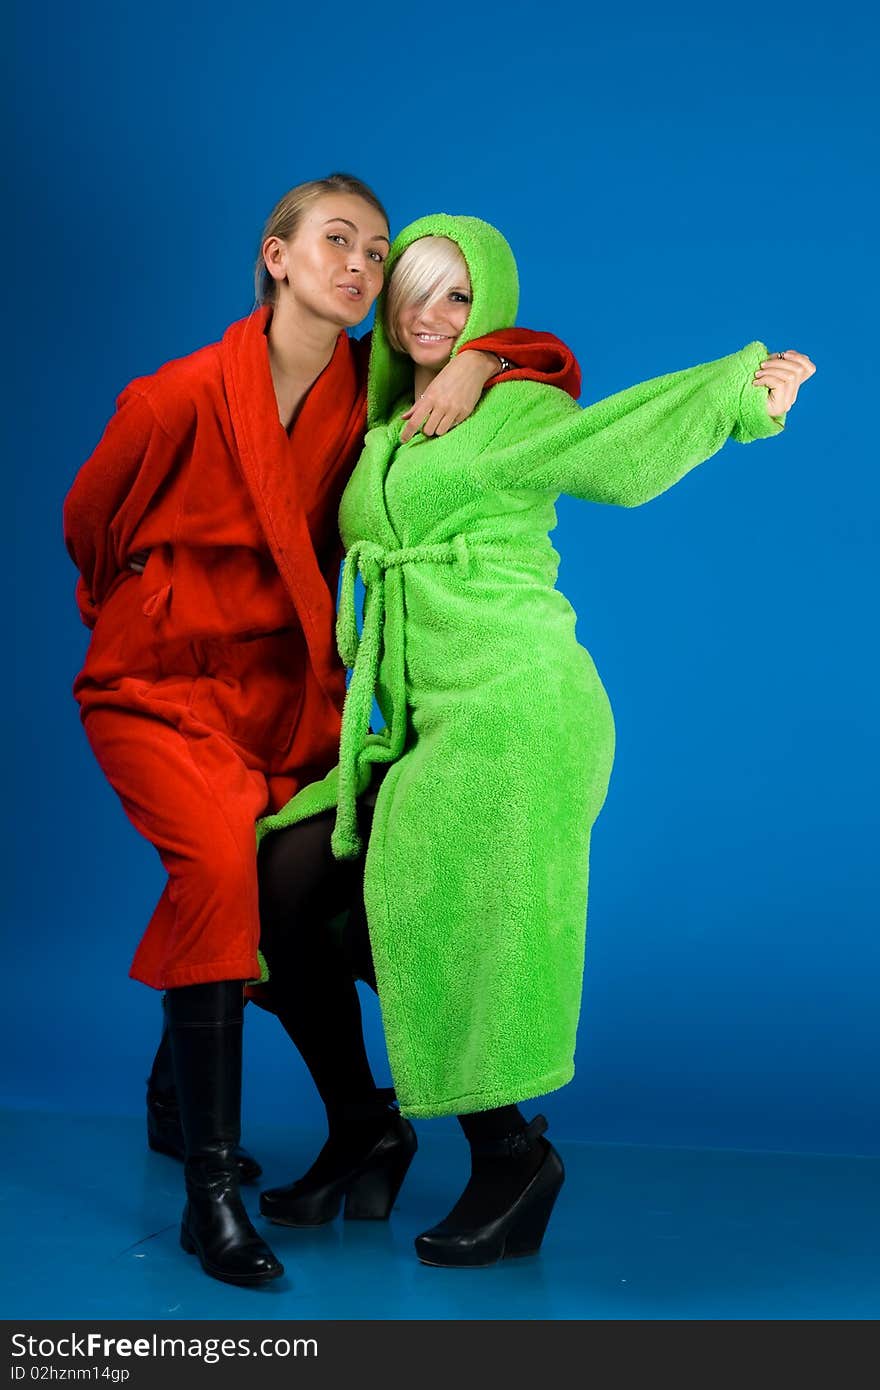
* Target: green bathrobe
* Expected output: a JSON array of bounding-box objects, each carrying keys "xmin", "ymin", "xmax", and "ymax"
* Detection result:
[{"xmin": 258, "ymin": 214, "xmax": 785, "ymax": 1119}]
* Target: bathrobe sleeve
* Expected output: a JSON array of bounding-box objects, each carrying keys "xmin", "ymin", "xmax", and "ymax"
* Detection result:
[
  {"xmin": 465, "ymin": 328, "xmax": 581, "ymax": 399},
  {"xmin": 490, "ymin": 340, "xmax": 785, "ymax": 506},
  {"xmin": 63, "ymin": 387, "xmax": 182, "ymax": 627}
]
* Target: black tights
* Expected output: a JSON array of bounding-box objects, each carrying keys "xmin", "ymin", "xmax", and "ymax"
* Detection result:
[
  {"xmin": 257, "ymin": 802, "xmax": 378, "ymax": 1112},
  {"xmin": 256, "ymin": 801, "xmax": 545, "ymax": 1216}
]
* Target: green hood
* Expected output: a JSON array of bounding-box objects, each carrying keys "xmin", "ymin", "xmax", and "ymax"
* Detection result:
[{"xmin": 367, "ymin": 213, "xmax": 520, "ymax": 427}]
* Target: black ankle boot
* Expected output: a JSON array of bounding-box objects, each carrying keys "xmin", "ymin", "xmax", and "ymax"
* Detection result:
[
  {"xmin": 260, "ymin": 1088, "xmax": 417, "ymax": 1227},
  {"xmin": 167, "ymin": 982, "xmax": 283, "ymax": 1287},
  {"xmin": 147, "ymin": 1007, "xmax": 262, "ymax": 1183},
  {"xmin": 414, "ymin": 1115, "xmax": 564, "ymax": 1268}
]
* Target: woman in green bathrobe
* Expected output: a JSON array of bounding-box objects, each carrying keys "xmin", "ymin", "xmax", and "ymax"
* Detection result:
[{"xmin": 255, "ymin": 214, "xmax": 815, "ymax": 1266}]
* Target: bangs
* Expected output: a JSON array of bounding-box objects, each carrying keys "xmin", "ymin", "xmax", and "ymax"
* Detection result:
[{"xmin": 385, "ymin": 236, "xmax": 470, "ymax": 352}]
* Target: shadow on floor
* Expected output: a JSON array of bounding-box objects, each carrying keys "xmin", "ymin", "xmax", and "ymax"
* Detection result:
[{"xmin": 2, "ymin": 1107, "xmax": 878, "ymax": 1319}]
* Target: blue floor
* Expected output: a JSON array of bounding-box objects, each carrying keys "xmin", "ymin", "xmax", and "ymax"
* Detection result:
[{"xmin": 3, "ymin": 1107, "xmax": 878, "ymax": 1320}]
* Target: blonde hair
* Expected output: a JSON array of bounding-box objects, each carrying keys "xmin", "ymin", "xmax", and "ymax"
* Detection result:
[
  {"xmin": 384, "ymin": 237, "xmax": 471, "ymax": 353},
  {"xmin": 254, "ymin": 173, "xmax": 389, "ymax": 307}
]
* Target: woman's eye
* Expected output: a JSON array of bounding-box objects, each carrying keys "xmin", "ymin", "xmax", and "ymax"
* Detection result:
[
  {"xmin": 450, "ymin": 292, "xmax": 471, "ymax": 303},
  {"xmin": 327, "ymin": 234, "xmax": 347, "ymax": 245},
  {"xmin": 368, "ymin": 250, "xmax": 385, "ymax": 263}
]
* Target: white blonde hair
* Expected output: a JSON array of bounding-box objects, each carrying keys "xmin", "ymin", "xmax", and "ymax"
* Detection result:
[{"xmin": 384, "ymin": 236, "xmax": 471, "ymax": 353}]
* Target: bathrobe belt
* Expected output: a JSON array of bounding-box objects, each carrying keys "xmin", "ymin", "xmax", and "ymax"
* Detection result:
[{"xmin": 331, "ymin": 535, "xmax": 508, "ymax": 860}]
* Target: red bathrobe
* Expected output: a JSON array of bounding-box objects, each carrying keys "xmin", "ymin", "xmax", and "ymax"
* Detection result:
[{"xmin": 64, "ymin": 307, "xmax": 580, "ymax": 990}]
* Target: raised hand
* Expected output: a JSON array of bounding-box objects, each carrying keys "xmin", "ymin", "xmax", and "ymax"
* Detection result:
[{"xmin": 753, "ymin": 350, "xmax": 816, "ymax": 417}]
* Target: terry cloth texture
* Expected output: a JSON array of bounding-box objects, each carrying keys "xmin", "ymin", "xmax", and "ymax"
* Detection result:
[
  {"xmin": 65, "ymin": 310, "xmax": 367, "ymax": 988},
  {"xmin": 65, "ymin": 305, "xmax": 575, "ymax": 990},
  {"xmin": 260, "ymin": 213, "xmax": 786, "ymax": 1117}
]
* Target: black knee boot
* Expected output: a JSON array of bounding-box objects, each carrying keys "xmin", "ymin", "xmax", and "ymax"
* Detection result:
[
  {"xmin": 166, "ymin": 981, "xmax": 283, "ymax": 1287},
  {"xmin": 147, "ymin": 998, "xmax": 262, "ymax": 1183}
]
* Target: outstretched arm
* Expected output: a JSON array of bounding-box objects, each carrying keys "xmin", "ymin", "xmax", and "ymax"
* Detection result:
[{"xmin": 489, "ymin": 342, "xmax": 814, "ymax": 506}]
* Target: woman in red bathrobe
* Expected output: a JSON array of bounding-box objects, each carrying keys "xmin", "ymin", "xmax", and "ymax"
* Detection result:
[{"xmin": 64, "ymin": 172, "xmax": 580, "ymax": 1286}]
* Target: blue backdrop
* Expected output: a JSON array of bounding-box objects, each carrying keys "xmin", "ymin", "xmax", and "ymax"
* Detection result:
[{"xmin": 6, "ymin": 0, "xmax": 877, "ymax": 1156}]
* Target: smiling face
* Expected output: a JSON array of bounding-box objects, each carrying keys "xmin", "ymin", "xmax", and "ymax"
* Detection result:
[
  {"xmin": 385, "ymin": 236, "xmax": 473, "ymax": 371},
  {"xmin": 263, "ymin": 192, "xmax": 391, "ymax": 329},
  {"xmin": 395, "ymin": 284, "xmax": 472, "ymax": 369}
]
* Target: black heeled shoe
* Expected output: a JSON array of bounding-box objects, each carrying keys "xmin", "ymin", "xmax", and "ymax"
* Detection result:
[
  {"xmin": 414, "ymin": 1115, "xmax": 564, "ymax": 1268},
  {"xmin": 260, "ymin": 1089, "xmax": 417, "ymax": 1227},
  {"xmin": 147, "ymin": 1083, "xmax": 263, "ymax": 1184}
]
